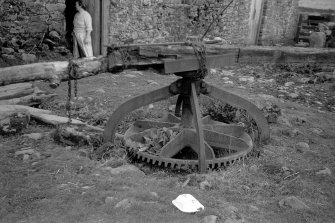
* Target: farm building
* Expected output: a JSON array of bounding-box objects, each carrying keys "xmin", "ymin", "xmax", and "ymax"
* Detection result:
[{"xmin": 0, "ymin": 0, "xmax": 334, "ymax": 60}]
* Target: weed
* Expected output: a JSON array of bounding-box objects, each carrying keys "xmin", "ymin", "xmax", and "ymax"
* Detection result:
[
  {"xmin": 276, "ymin": 63, "xmax": 322, "ymax": 75},
  {"xmin": 201, "ymin": 99, "xmax": 238, "ymax": 124},
  {"xmin": 91, "ymin": 139, "xmax": 128, "ymax": 162},
  {"xmin": 117, "ymin": 108, "xmax": 161, "ymax": 134},
  {"xmin": 201, "ymin": 99, "xmax": 260, "ymax": 144}
]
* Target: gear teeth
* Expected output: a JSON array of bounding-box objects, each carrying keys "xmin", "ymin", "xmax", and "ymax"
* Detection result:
[{"xmin": 134, "ymin": 150, "xmax": 252, "ymax": 171}]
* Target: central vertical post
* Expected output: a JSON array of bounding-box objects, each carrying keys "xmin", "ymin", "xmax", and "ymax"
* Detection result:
[{"xmin": 190, "ymin": 82, "xmax": 207, "ymax": 173}]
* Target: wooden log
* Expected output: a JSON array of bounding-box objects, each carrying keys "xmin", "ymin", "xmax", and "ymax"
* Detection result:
[
  {"xmin": 0, "ymin": 108, "xmax": 30, "ymax": 135},
  {"xmin": 31, "ymin": 112, "xmax": 103, "ymax": 132},
  {"xmin": 0, "ymin": 104, "xmax": 51, "ymax": 135},
  {"xmin": 0, "ymin": 92, "xmax": 57, "ymax": 106},
  {"xmin": 0, "ymin": 83, "xmax": 34, "ymax": 100},
  {"xmin": 0, "ymin": 104, "xmax": 52, "ymax": 115},
  {"xmin": 0, "ymin": 56, "xmax": 107, "ymax": 88},
  {"xmin": 138, "ymin": 45, "xmax": 239, "ymax": 58},
  {"xmin": 239, "ymin": 46, "xmax": 335, "ymax": 64},
  {"xmin": 164, "ymin": 54, "xmax": 238, "ymax": 74},
  {"xmin": 0, "ymin": 83, "xmax": 57, "ymax": 106},
  {"xmin": 53, "ymin": 125, "xmax": 102, "ymax": 146}
]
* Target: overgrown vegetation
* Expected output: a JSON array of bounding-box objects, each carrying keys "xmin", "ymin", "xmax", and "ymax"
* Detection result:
[
  {"xmin": 276, "ymin": 63, "xmax": 324, "ymax": 74},
  {"xmin": 201, "ymin": 98, "xmax": 259, "ymax": 143},
  {"xmin": 188, "ymin": 0, "xmax": 235, "ymax": 38},
  {"xmin": 275, "ymin": 63, "xmax": 334, "ymax": 84}
]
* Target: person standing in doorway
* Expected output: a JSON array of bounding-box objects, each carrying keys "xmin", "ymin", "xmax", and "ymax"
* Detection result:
[{"xmin": 73, "ymin": 0, "xmax": 93, "ymax": 58}]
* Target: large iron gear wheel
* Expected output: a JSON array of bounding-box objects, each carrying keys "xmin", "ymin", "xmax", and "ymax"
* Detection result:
[
  {"xmin": 103, "ymin": 79, "xmax": 269, "ymax": 172},
  {"xmin": 124, "ymin": 113, "xmax": 253, "ymax": 170}
]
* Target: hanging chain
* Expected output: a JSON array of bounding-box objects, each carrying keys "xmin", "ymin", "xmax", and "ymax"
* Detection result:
[
  {"xmin": 109, "ymin": 44, "xmax": 132, "ymax": 70},
  {"xmin": 67, "ymin": 59, "xmax": 73, "ymax": 124},
  {"xmin": 66, "ymin": 59, "xmax": 79, "ymax": 124},
  {"xmin": 73, "ymin": 67, "xmax": 78, "ymax": 97},
  {"xmin": 192, "ymin": 42, "xmax": 208, "ymax": 80},
  {"xmin": 119, "ymin": 46, "xmax": 131, "ymax": 69}
]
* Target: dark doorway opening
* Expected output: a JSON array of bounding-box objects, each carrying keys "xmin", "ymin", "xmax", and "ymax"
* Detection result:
[
  {"xmin": 64, "ymin": 0, "xmax": 77, "ymax": 53},
  {"xmin": 64, "ymin": 0, "xmax": 103, "ymax": 56}
]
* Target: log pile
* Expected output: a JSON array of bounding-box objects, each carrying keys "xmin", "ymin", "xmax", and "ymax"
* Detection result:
[
  {"xmin": 0, "ymin": 83, "xmax": 57, "ymax": 106},
  {"xmin": 0, "ymin": 104, "xmax": 103, "ymax": 137},
  {"xmin": 0, "ymin": 56, "xmax": 108, "ymax": 141},
  {"xmin": 0, "ymin": 105, "xmax": 50, "ymax": 135}
]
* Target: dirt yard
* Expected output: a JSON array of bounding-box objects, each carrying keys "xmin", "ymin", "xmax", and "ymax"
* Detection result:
[{"xmin": 0, "ymin": 63, "xmax": 334, "ymax": 223}]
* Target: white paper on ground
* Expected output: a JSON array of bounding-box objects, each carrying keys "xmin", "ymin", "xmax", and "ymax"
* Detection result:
[{"xmin": 172, "ymin": 194, "xmax": 204, "ymax": 213}]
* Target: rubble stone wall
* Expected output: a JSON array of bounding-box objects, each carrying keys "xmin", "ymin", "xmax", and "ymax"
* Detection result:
[
  {"xmin": 259, "ymin": 0, "xmax": 300, "ymax": 46},
  {"xmin": 0, "ymin": 0, "xmax": 305, "ymax": 67},
  {"xmin": 0, "ymin": 0, "xmax": 67, "ymax": 66},
  {"xmin": 108, "ymin": 0, "xmax": 252, "ymax": 45}
]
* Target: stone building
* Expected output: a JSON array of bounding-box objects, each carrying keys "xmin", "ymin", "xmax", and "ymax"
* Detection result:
[
  {"xmin": 0, "ymin": 0, "xmax": 67, "ymax": 66},
  {"xmin": 0, "ymin": 0, "xmax": 334, "ymax": 66}
]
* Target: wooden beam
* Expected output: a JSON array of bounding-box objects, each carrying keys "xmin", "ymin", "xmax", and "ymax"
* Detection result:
[
  {"xmin": 86, "ymin": 0, "xmax": 101, "ymax": 56},
  {"xmin": 101, "ymin": 0, "xmax": 110, "ymax": 55},
  {"xmin": 163, "ymin": 54, "xmax": 238, "ymax": 74},
  {"xmin": 248, "ymin": 0, "xmax": 265, "ymax": 45},
  {"xmin": 299, "ymin": 0, "xmax": 335, "ymax": 11},
  {"xmin": 0, "ymin": 83, "xmax": 34, "ymax": 100},
  {"xmin": 0, "ymin": 56, "xmax": 106, "ymax": 87}
]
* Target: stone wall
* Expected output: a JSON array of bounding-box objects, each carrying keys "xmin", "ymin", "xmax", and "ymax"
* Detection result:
[
  {"xmin": 204, "ymin": 0, "xmax": 251, "ymax": 45},
  {"xmin": 0, "ymin": 0, "xmax": 307, "ymax": 67},
  {"xmin": 0, "ymin": 0, "xmax": 67, "ymax": 66},
  {"xmin": 259, "ymin": 0, "xmax": 300, "ymax": 46},
  {"xmin": 108, "ymin": 0, "xmax": 251, "ymax": 45},
  {"xmin": 108, "ymin": 0, "xmax": 190, "ymax": 44}
]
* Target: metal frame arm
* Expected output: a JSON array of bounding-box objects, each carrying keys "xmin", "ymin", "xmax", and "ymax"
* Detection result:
[
  {"xmin": 103, "ymin": 82, "xmax": 178, "ymax": 142},
  {"xmin": 202, "ymin": 83, "xmax": 270, "ymax": 143}
]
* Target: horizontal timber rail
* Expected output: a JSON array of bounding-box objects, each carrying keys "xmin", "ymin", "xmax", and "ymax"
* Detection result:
[
  {"xmin": 1, "ymin": 45, "xmax": 335, "ymax": 88},
  {"xmin": 106, "ymin": 41, "xmax": 189, "ymax": 49}
]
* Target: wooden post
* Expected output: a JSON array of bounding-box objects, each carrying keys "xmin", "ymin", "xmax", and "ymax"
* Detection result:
[
  {"xmin": 190, "ymin": 83, "xmax": 207, "ymax": 173},
  {"xmin": 86, "ymin": 0, "xmax": 101, "ymax": 56},
  {"xmin": 247, "ymin": 0, "xmax": 265, "ymax": 45},
  {"xmin": 101, "ymin": 0, "xmax": 110, "ymax": 55}
]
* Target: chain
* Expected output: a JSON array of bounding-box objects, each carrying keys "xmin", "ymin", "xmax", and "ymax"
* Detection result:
[
  {"xmin": 73, "ymin": 63, "xmax": 78, "ymax": 98},
  {"xmin": 74, "ymin": 78, "xmax": 78, "ymax": 97},
  {"xmin": 192, "ymin": 42, "xmax": 208, "ymax": 80},
  {"xmin": 109, "ymin": 44, "xmax": 131, "ymax": 70},
  {"xmin": 119, "ymin": 46, "xmax": 131, "ymax": 69},
  {"xmin": 67, "ymin": 59, "xmax": 73, "ymax": 124},
  {"xmin": 66, "ymin": 59, "xmax": 79, "ymax": 124}
]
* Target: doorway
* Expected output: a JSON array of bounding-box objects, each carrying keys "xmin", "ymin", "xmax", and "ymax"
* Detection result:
[{"xmin": 64, "ymin": 0, "xmax": 108, "ymax": 56}]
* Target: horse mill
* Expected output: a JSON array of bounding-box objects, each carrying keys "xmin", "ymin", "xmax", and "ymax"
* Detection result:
[{"xmin": 103, "ymin": 41, "xmax": 270, "ymax": 173}]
